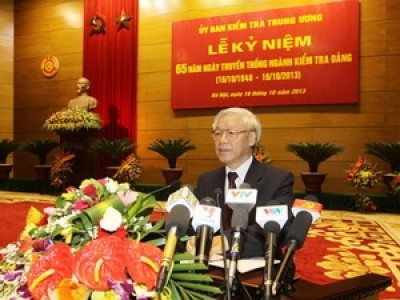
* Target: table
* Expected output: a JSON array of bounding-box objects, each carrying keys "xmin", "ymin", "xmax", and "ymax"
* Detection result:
[{"xmin": 208, "ymin": 267, "xmax": 391, "ymax": 300}]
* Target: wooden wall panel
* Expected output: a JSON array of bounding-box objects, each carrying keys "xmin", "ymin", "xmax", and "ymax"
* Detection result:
[
  {"xmin": 360, "ymin": 21, "xmax": 386, "ymax": 56},
  {"xmin": 11, "ymin": 0, "xmax": 400, "ymax": 195},
  {"xmin": 13, "ymin": 0, "xmax": 83, "ymax": 177},
  {"xmin": 136, "ymin": 0, "xmax": 400, "ymax": 194},
  {"xmin": 0, "ymin": 0, "xmax": 14, "ymax": 172}
]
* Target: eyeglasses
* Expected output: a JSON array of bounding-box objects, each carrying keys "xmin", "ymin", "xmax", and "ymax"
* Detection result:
[{"xmin": 211, "ymin": 130, "xmax": 250, "ymax": 141}]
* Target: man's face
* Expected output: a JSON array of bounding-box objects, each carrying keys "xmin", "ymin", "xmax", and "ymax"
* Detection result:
[
  {"xmin": 213, "ymin": 114, "xmax": 256, "ymax": 169},
  {"xmin": 76, "ymin": 78, "xmax": 89, "ymax": 94}
]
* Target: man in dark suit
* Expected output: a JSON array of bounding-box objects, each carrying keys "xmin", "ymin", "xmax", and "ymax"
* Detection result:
[{"xmin": 195, "ymin": 107, "xmax": 295, "ymax": 258}]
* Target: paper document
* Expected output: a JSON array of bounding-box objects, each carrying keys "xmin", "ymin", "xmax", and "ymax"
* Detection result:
[{"xmin": 208, "ymin": 255, "xmax": 279, "ymax": 273}]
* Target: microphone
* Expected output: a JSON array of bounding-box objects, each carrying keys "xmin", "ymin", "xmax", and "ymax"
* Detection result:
[
  {"xmin": 255, "ymin": 201, "xmax": 289, "ymax": 300},
  {"xmin": 214, "ymin": 188, "xmax": 223, "ymax": 208},
  {"xmin": 225, "ymin": 182, "xmax": 257, "ymax": 212},
  {"xmin": 125, "ymin": 180, "xmax": 181, "ymax": 219},
  {"xmin": 291, "ymin": 195, "xmax": 323, "ymax": 223},
  {"xmin": 156, "ymin": 204, "xmax": 191, "ymax": 293},
  {"xmin": 165, "ymin": 184, "xmax": 198, "ymax": 217},
  {"xmin": 271, "ymin": 210, "xmax": 312, "ymax": 296},
  {"xmin": 191, "ymin": 197, "xmax": 221, "ymax": 265},
  {"xmin": 227, "ymin": 205, "xmax": 249, "ymax": 289},
  {"xmin": 214, "ymin": 187, "xmax": 231, "ymax": 295},
  {"xmin": 146, "ymin": 180, "xmax": 181, "ymax": 199}
]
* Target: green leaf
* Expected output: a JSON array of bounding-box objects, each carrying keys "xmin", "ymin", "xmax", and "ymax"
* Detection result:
[
  {"xmin": 171, "ymin": 273, "xmax": 214, "ymax": 282},
  {"xmin": 172, "ymin": 263, "xmax": 209, "ymax": 272},
  {"xmin": 176, "ymin": 281, "xmax": 222, "ymax": 294}
]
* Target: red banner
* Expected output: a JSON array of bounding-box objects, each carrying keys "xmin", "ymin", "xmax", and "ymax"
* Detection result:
[{"xmin": 171, "ymin": 0, "xmax": 359, "ymax": 109}]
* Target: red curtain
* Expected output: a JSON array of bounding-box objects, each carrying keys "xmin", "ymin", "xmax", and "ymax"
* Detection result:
[{"xmin": 83, "ymin": 0, "xmax": 138, "ymax": 142}]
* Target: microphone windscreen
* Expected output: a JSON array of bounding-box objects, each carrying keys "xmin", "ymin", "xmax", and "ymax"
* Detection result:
[
  {"xmin": 231, "ymin": 205, "xmax": 249, "ymax": 229},
  {"xmin": 182, "ymin": 184, "xmax": 195, "ymax": 192},
  {"xmin": 165, "ymin": 204, "xmax": 191, "ymax": 236},
  {"xmin": 304, "ymin": 194, "xmax": 319, "ymax": 202},
  {"xmin": 239, "ymin": 182, "xmax": 251, "ymax": 189},
  {"xmin": 214, "ymin": 188, "xmax": 222, "ymax": 196},
  {"xmin": 268, "ymin": 200, "xmax": 281, "ymax": 205},
  {"xmin": 199, "ymin": 197, "xmax": 216, "ymax": 206},
  {"xmin": 285, "ymin": 211, "xmax": 312, "ymax": 249},
  {"xmin": 213, "ymin": 188, "xmax": 222, "ymax": 207},
  {"xmin": 264, "ymin": 220, "xmax": 281, "ymax": 235}
]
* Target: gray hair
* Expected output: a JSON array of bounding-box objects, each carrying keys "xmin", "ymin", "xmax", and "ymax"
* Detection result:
[{"xmin": 212, "ymin": 107, "xmax": 262, "ymax": 144}]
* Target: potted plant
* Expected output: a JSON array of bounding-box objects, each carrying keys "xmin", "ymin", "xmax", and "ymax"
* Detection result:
[
  {"xmin": 19, "ymin": 138, "xmax": 60, "ymax": 180},
  {"xmin": 364, "ymin": 142, "xmax": 400, "ymax": 193},
  {"xmin": 89, "ymin": 138, "xmax": 135, "ymax": 176},
  {"xmin": 0, "ymin": 139, "xmax": 19, "ymax": 179},
  {"xmin": 286, "ymin": 141, "xmax": 344, "ymax": 194},
  {"xmin": 147, "ymin": 138, "xmax": 196, "ymax": 184}
]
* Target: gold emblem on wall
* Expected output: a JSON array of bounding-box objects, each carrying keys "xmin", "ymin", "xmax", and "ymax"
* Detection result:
[
  {"xmin": 40, "ymin": 56, "xmax": 59, "ymax": 78},
  {"xmin": 89, "ymin": 14, "xmax": 106, "ymax": 36}
]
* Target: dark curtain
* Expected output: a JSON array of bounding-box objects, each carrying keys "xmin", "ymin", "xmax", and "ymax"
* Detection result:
[{"xmin": 83, "ymin": 0, "xmax": 138, "ymax": 142}]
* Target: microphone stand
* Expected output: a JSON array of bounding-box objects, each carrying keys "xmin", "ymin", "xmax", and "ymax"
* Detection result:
[
  {"xmin": 217, "ymin": 194, "xmax": 231, "ymax": 300},
  {"xmin": 225, "ymin": 227, "xmax": 252, "ymax": 300},
  {"xmin": 263, "ymin": 232, "xmax": 276, "ymax": 300},
  {"xmin": 215, "ymin": 190, "xmax": 252, "ymax": 300}
]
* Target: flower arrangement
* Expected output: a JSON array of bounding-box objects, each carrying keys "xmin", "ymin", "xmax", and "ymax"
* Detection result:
[
  {"xmin": 347, "ymin": 156, "xmax": 382, "ymax": 212},
  {"xmin": 49, "ymin": 149, "xmax": 75, "ymax": 188},
  {"xmin": 0, "ymin": 178, "xmax": 221, "ymax": 300},
  {"xmin": 113, "ymin": 153, "xmax": 142, "ymax": 184},
  {"xmin": 391, "ymin": 174, "xmax": 400, "ymax": 196},
  {"xmin": 42, "ymin": 108, "xmax": 102, "ymax": 132},
  {"xmin": 253, "ymin": 144, "xmax": 272, "ymax": 164}
]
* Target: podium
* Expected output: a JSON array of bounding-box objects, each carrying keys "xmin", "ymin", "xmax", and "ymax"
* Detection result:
[{"xmin": 57, "ymin": 129, "xmax": 100, "ymax": 186}]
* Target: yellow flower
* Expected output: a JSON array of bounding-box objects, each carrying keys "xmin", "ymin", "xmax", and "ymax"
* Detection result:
[
  {"xmin": 20, "ymin": 207, "xmax": 44, "ymax": 239},
  {"xmin": 20, "ymin": 223, "xmax": 37, "ymax": 239},
  {"xmin": 54, "ymin": 278, "xmax": 91, "ymax": 300},
  {"xmin": 61, "ymin": 227, "xmax": 73, "ymax": 244},
  {"xmin": 61, "ymin": 191, "xmax": 76, "ymax": 201},
  {"xmin": 26, "ymin": 206, "xmax": 44, "ymax": 225},
  {"xmin": 91, "ymin": 290, "xmax": 120, "ymax": 300}
]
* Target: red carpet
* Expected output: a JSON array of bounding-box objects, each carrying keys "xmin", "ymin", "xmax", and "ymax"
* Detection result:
[
  {"xmin": 296, "ymin": 218, "xmax": 400, "ymax": 300},
  {"xmin": 0, "ymin": 201, "xmax": 52, "ymax": 248},
  {"xmin": 1, "ymin": 201, "xmax": 398, "ymax": 299}
]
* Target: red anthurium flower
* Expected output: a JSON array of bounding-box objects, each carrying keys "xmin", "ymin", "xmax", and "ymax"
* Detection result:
[
  {"xmin": 98, "ymin": 225, "xmax": 128, "ymax": 239},
  {"xmin": 124, "ymin": 239, "xmax": 163, "ymax": 290},
  {"xmin": 83, "ymin": 184, "xmax": 97, "ymax": 198}
]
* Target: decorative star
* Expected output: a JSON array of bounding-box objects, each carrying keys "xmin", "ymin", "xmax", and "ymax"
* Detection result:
[{"xmin": 115, "ymin": 10, "xmax": 132, "ymax": 31}]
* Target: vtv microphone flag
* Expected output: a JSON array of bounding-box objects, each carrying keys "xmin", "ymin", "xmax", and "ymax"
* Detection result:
[
  {"xmin": 256, "ymin": 203, "xmax": 289, "ymax": 230},
  {"xmin": 225, "ymin": 183, "xmax": 257, "ymax": 212}
]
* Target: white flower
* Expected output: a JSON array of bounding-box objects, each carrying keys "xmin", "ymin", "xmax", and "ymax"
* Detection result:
[
  {"xmin": 105, "ymin": 179, "xmax": 118, "ymax": 194},
  {"xmin": 43, "ymin": 207, "xmax": 57, "ymax": 216},
  {"xmin": 117, "ymin": 190, "xmax": 139, "ymax": 206},
  {"xmin": 0, "ymin": 242, "xmax": 19, "ymax": 255},
  {"xmin": 99, "ymin": 207, "xmax": 123, "ymax": 232},
  {"xmin": 134, "ymin": 283, "xmax": 156, "ymax": 298}
]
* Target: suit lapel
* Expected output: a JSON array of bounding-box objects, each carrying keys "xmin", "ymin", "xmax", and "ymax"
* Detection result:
[{"xmin": 244, "ymin": 159, "xmax": 264, "ymax": 190}]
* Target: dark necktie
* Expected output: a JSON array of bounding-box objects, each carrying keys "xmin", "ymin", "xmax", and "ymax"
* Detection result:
[{"xmin": 223, "ymin": 172, "xmax": 238, "ymax": 230}]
